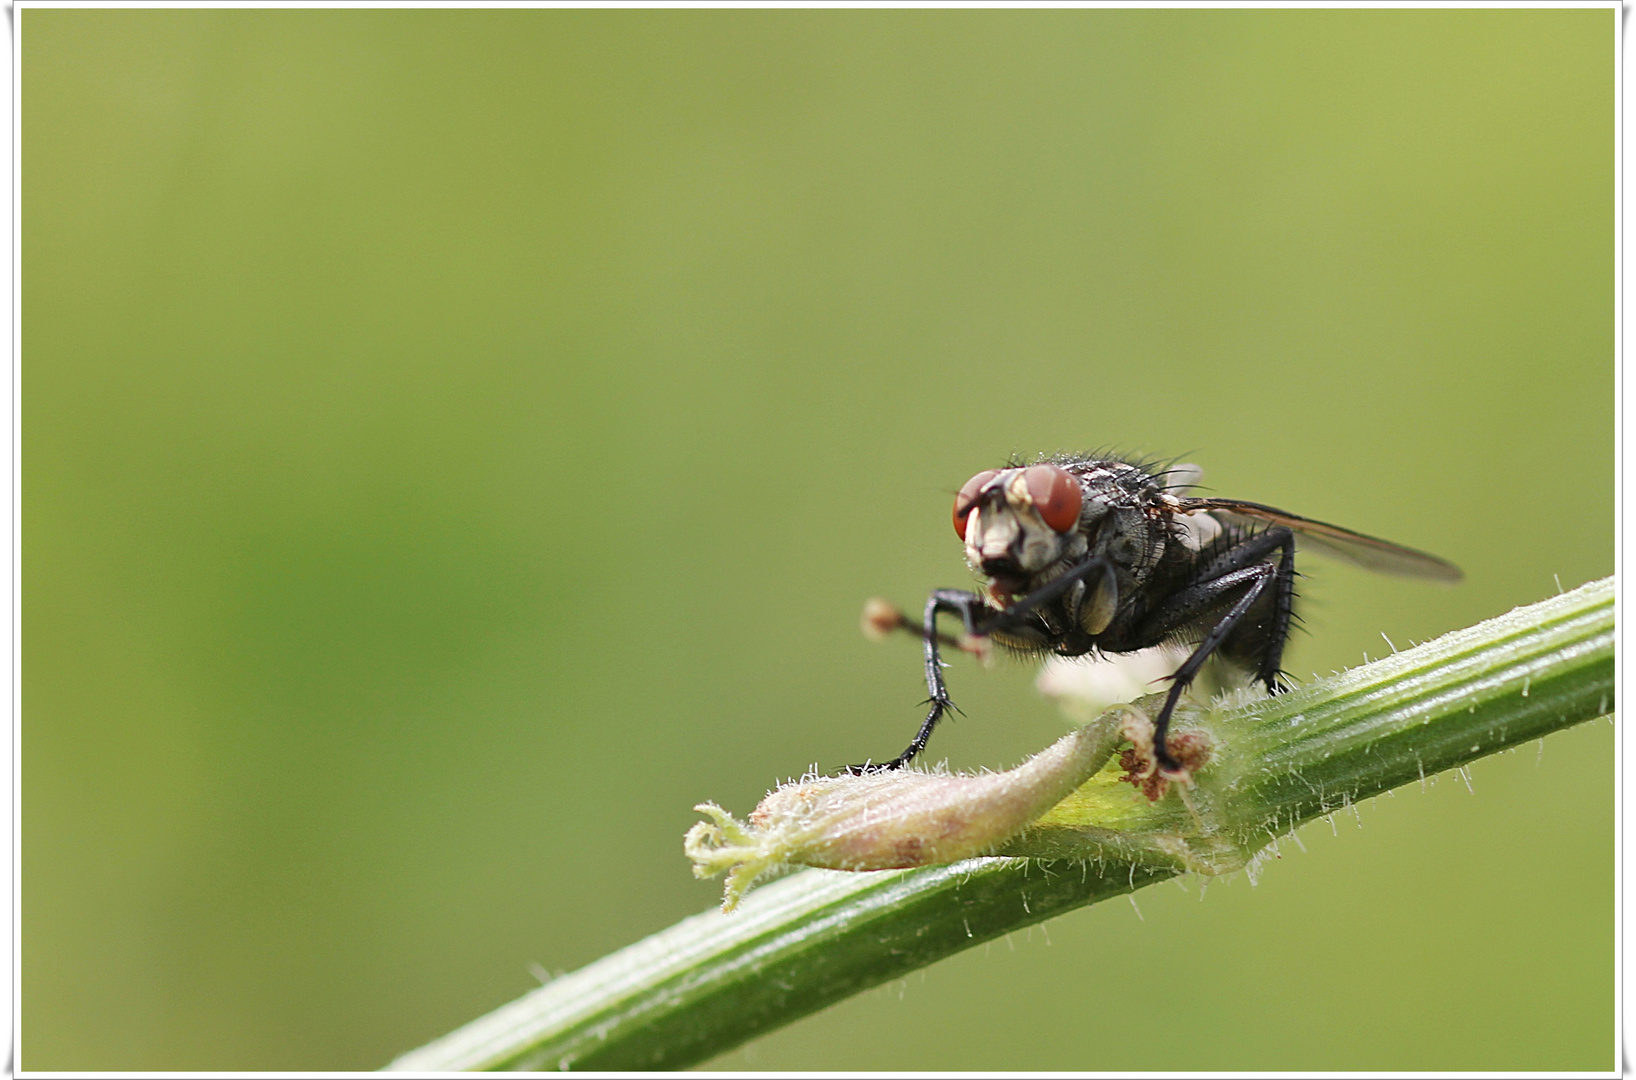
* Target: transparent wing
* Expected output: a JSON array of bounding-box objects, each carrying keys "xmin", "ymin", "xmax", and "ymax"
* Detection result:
[
  {"xmin": 1156, "ymin": 461, "xmax": 1205, "ymax": 495},
  {"xmin": 1181, "ymin": 498, "xmax": 1463, "ymax": 583}
]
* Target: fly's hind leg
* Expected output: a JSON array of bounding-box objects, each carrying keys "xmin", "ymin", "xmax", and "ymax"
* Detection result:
[
  {"xmin": 1234, "ymin": 526, "xmax": 1299, "ymax": 694},
  {"xmin": 1135, "ymin": 528, "xmax": 1297, "ymax": 776},
  {"xmin": 847, "ymin": 589, "xmax": 987, "ymax": 774}
]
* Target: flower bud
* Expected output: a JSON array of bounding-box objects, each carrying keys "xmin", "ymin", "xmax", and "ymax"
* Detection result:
[{"xmin": 686, "ymin": 716, "xmax": 1125, "ymax": 911}]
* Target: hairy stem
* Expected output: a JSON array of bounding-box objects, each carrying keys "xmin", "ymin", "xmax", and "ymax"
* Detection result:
[{"xmin": 387, "ymin": 577, "xmax": 1613, "ymax": 1072}]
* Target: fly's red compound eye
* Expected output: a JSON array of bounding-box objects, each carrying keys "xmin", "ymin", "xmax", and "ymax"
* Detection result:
[
  {"xmin": 953, "ymin": 469, "xmax": 1001, "ymax": 540},
  {"xmin": 1024, "ymin": 464, "xmax": 1083, "ymax": 534}
]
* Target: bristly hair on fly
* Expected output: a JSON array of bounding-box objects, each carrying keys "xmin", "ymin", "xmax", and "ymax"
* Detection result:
[{"xmin": 1004, "ymin": 447, "xmax": 1211, "ymax": 496}]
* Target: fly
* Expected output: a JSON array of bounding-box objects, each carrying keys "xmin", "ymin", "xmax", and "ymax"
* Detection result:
[{"xmin": 850, "ymin": 454, "xmax": 1461, "ymax": 777}]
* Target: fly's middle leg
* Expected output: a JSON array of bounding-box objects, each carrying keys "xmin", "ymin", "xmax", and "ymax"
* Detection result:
[{"xmin": 1134, "ymin": 527, "xmax": 1296, "ymax": 775}]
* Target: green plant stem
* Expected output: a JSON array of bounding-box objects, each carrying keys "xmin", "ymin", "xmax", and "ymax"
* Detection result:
[{"xmin": 387, "ymin": 577, "xmax": 1614, "ymax": 1072}]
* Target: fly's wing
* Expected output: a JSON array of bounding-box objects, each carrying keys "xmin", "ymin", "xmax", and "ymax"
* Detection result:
[{"xmin": 1180, "ymin": 498, "xmax": 1463, "ymax": 583}]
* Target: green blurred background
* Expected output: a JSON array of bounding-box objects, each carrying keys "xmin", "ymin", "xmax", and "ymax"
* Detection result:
[{"xmin": 22, "ymin": 7, "xmax": 1613, "ymax": 1072}]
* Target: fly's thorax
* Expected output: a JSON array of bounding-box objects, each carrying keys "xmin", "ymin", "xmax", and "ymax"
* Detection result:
[{"xmin": 1086, "ymin": 505, "xmax": 1167, "ymax": 589}]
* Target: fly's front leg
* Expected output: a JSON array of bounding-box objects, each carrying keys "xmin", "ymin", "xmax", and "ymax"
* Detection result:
[
  {"xmin": 848, "ymin": 589, "xmax": 986, "ymax": 774},
  {"xmin": 981, "ymin": 557, "xmax": 1118, "ymax": 638}
]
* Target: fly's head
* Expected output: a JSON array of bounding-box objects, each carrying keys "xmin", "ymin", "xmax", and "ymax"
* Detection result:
[{"xmin": 953, "ymin": 464, "xmax": 1088, "ymax": 607}]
